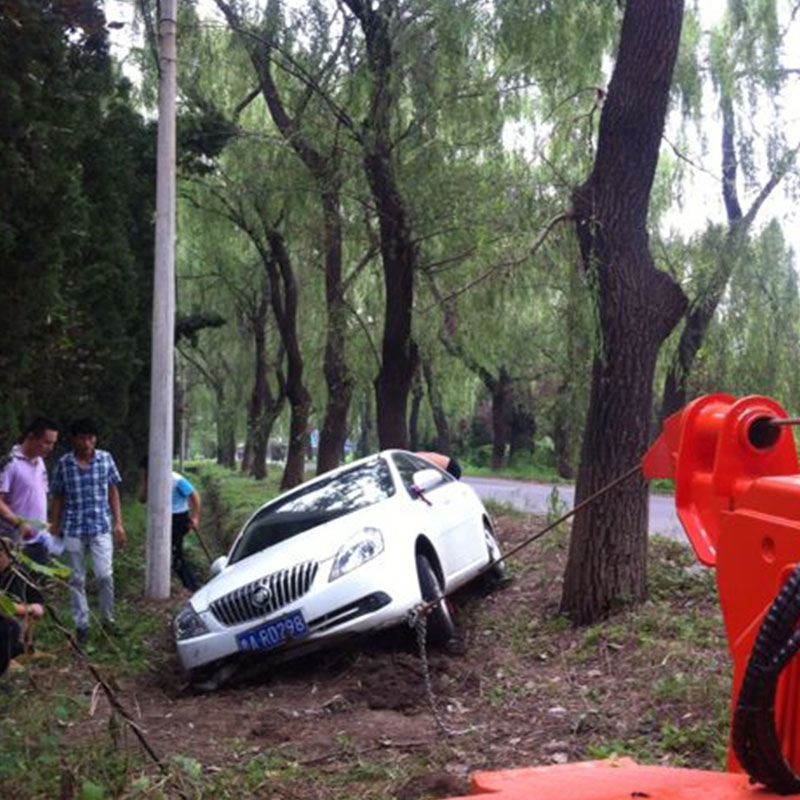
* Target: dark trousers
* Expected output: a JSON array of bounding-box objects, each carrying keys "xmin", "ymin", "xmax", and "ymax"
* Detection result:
[
  {"xmin": 172, "ymin": 512, "xmax": 199, "ymax": 591},
  {"xmin": 0, "ymin": 617, "xmax": 23, "ymax": 678},
  {"xmin": 23, "ymin": 541, "xmax": 49, "ymax": 565}
]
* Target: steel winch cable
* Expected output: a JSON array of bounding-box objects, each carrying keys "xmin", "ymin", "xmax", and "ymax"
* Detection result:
[{"xmin": 408, "ymin": 462, "xmax": 642, "ymax": 623}]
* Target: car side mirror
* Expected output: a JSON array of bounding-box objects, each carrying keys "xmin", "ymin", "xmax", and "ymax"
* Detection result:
[
  {"xmin": 411, "ymin": 468, "xmax": 443, "ymax": 495},
  {"xmin": 210, "ymin": 555, "xmax": 228, "ymax": 577}
]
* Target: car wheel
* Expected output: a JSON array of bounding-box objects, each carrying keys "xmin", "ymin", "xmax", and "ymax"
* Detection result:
[
  {"xmin": 484, "ymin": 522, "xmax": 506, "ymax": 581},
  {"xmin": 416, "ymin": 554, "xmax": 455, "ymax": 645},
  {"xmin": 189, "ymin": 660, "xmax": 240, "ymax": 692}
]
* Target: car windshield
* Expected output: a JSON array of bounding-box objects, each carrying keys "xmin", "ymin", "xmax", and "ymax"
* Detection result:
[{"xmin": 229, "ymin": 457, "xmax": 396, "ymax": 564}]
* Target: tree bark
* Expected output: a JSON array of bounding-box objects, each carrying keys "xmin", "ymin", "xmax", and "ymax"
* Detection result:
[
  {"xmin": 553, "ymin": 383, "xmax": 574, "ymax": 479},
  {"xmin": 344, "ymin": 0, "xmax": 419, "ymax": 448},
  {"xmin": 422, "ymin": 360, "xmax": 452, "ymax": 454},
  {"xmin": 215, "ymin": 386, "xmax": 237, "ymax": 468},
  {"xmin": 509, "ymin": 391, "xmax": 536, "ymax": 465},
  {"xmin": 408, "ymin": 368, "xmax": 424, "ymax": 451},
  {"xmin": 356, "ymin": 390, "xmax": 375, "ymax": 459},
  {"xmin": 262, "ymin": 230, "xmax": 311, "ymax": 490},
  {"xmin": 490, "ymin": 367, "xmax": 512, "ymax": 470},
  {"xmin": 247, "ymin": 273, "xmax": 271, "ymax": 479},
  {"xmin": 560, "ymin": 0, "xmax": 687, "ymax": 625},
  {"xmin": 316, "ymin": 190, "xmax": 354, "ymax": 474}
]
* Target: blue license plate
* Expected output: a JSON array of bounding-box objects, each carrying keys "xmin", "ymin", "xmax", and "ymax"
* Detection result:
[{"xmin": 237, "ymin": 610, "xmax": 309, "ymax": 653}]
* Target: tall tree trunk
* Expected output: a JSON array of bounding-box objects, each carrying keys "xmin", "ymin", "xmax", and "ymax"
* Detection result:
[
  {"xmin": 248, "ymin": 274, "xmax": 271, "ymax": 479},
  {"xmin": 366, "ymin": 156, "xmax": 418, "ymax": 449},
  {"xmin": 262, "ymin": 230, "xmax": 311, "ymax": 490},
  {"xmin": 317, "ymin": 191, "xmax": 354, "ymax": 474},
  {"xmin": 422, "ymin": 360, "xmax": 452, "ymax": 454},
  {"xmin": 217, "ymin": 431, "xmax": 236, "ymax": 468},
  {"xmin": 215, "ymin": 388, "xmax": 236, "ymax": 468},
  {"xmin": 240, "ymin": 435, "xmax": 252, "ymax": 474},
  {"xmin": 490, "ymin": 366, "xmax": 511, "ymax": 470},
  {"xmin": 408, "ymin": 369, "xmax": 424, "ymax": 451},
  {"xmin": 284, "ymin": 384, "xmax": 311, "ymax": 488},
  {"xmin": 344, "ymin": 0, "xmax": 419, "ymax": 448},
  {"xmin": 553, "ymin": 384, "xmax": 574, "ymax": 479},
  {"xmin": 356, "ymin": 390, "xmax": 375, "ymax": 459},
  {"xmin": 509, "ymin": 392, "xmax": 536, "ymax": 465},
  {"xmin": 560, "ymin": 0, "xmax": 687, "ymax": 625}
]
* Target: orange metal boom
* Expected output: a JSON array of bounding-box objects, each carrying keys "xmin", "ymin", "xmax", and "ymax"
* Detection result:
[{"xmin": 642, "ymin": 393, "xmax": 800, "ymax": 777}]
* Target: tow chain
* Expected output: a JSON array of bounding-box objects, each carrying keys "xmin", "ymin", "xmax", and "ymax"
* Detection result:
[
  {"xmin": 409, "ymin": 606, "xmax": 475, "ymax": 736},
  {"xmin": 407, "ymin": 462, "xmax": 642, "ymax": 735}
]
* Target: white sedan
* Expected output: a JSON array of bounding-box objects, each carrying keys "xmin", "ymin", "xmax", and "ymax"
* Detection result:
[{"xmin": 174, "ymin": 450, "xmax": 504, "ymax": 687}]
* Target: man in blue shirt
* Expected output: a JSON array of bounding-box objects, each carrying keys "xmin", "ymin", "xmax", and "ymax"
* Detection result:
[
  {"xmin": 139, "ymin": 460, "xmax": 202, "ymax": 592},
  {"xmin": 170, "ymin": 472, "xmax": 202, "ymax": 591},
  {"xmin": 51, "ymin": 418, "xmax": 125, "ymax": 644}
]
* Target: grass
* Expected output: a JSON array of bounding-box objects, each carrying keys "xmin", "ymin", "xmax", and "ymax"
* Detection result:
[{"xmin": 462, "ymin": 458, "xmax": 564, "ymax": 484}]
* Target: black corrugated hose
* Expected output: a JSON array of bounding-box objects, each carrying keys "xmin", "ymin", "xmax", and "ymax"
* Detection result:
[{"xmin": 733, "ymin": 559, "xmax": 800, "ymax": 794}]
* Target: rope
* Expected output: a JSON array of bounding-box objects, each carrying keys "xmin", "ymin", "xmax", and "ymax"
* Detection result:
[{"xmin": 409, "ymin": 462, "xmax": 642, "ymax": 622}]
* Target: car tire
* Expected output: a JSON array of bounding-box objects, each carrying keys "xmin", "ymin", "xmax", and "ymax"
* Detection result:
[
  {"xmin": 189, "ymin": 659, "xmax": 240, "ymax": 692},
  {"xmin": 416, "ymin": 554, "xmax": 455, "ymax": 645},
  {"xmin": 484, "ymin": 522, "xmax": 506, "ymax": 581}
]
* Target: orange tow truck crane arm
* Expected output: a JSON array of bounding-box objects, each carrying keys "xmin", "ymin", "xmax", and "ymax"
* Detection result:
[
  {"xmin": 642, "ymin": 393, "xmax": 800, "ymax": 790},
  {"xmin": 442, "ymin": 394, "xmax": 800, "ymax": 800}
]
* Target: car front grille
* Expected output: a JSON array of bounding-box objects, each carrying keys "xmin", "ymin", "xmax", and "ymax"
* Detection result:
[{"xmin": 209, "ymin": 561, "xmax": 319, "ymax": 627}]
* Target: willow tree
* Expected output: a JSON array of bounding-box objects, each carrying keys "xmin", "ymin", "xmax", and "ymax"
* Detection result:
[
  {"xmin": 212, "ymin": 0, "xmax": 358, "ymax": 473},
  {"xmin": 560, "ymin": 0, "xmax": 688, "ymax": 625},
  {"xmin": 692, "ymin": 222, "xmax": 800, "ymax": 405},
  {"xmin": 174, "ymin": 206, "xmax": 260, "ymax": 469},
  {"xmin": 660, "ymin": 0, "xmax": 800, "ymax": 419}
]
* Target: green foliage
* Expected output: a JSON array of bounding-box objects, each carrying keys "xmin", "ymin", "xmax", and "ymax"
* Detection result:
[
  {"xmin": 686, "ymin": 222, "xmax": 800, "ymax": 404},
  {"xmin": 194, "ymin": 461, "xmax": 283, "ymax": 551},
  {"xmin": 0, "ymin": 593, "xmax": 14, "ymax": 617},
  {"xmin": 0, "ymin": 1, "xmax": 155, "ymax": 466},
  {"xmin": 463, "ymin": 456, "xmax": 564, "ymax": 483}
]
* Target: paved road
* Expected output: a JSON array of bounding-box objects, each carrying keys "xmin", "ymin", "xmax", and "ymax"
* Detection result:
[{"xmin": 464, "ymin": 476, "xmax": 685, "ymax": 543}]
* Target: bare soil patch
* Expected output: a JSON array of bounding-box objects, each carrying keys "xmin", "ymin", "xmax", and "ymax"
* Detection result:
[{"xmin": 6, "ymin": 513, "xmax": 730, "ymax": 799}]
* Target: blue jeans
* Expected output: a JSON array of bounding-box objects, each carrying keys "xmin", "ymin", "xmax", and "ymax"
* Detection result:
[{"xmin": 64, "ymin": 533, "xmax": 115, "ymax": 629}]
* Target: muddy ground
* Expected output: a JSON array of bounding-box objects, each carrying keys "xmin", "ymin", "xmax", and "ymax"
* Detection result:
[{"xmin": 9, "ymin": 513, "xmax": 730, "ymax": 799}]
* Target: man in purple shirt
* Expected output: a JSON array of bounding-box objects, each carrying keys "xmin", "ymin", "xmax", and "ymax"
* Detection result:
[
  {"xmin": 51, "ymin": 417, "xmax": 126, "ymax": 644},
  {"xmin": 0, "ymin": 417, "xmax": 59, "ymax": 564}
]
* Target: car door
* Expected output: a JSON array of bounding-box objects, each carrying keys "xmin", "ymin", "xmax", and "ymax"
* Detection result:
[{"xmin": 392, "ymin": 453, "xmax": 481, "ymax": 578}]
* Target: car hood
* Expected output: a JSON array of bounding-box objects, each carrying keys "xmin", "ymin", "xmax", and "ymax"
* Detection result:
[{"xmin": 192, "ymin": 500, "xmax": 403, "ymax": 610}]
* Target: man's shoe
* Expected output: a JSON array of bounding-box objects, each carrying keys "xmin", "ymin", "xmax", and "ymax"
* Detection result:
[{"xmin": 76, "ymin": 627, "xmax": 89, "ymax": 645}]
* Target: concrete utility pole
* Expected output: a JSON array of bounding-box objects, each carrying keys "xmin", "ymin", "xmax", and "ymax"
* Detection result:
[{"xmin": 146, "ymin": 0, "xmax": 177, "ymax": 599}]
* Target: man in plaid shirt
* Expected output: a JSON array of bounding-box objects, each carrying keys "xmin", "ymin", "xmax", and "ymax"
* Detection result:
[{"xmin": 51, "ymin": 418, "xmax": 126, "ymax": 644}]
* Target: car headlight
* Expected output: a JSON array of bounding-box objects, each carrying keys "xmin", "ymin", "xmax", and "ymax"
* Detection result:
[
  {"xmin": 329, "ymin": 527, "xmax": 384, "ymax": 581},
  {"xmin": 174, "ymin": 601, "xmax": 209, "ymax": 641}
]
